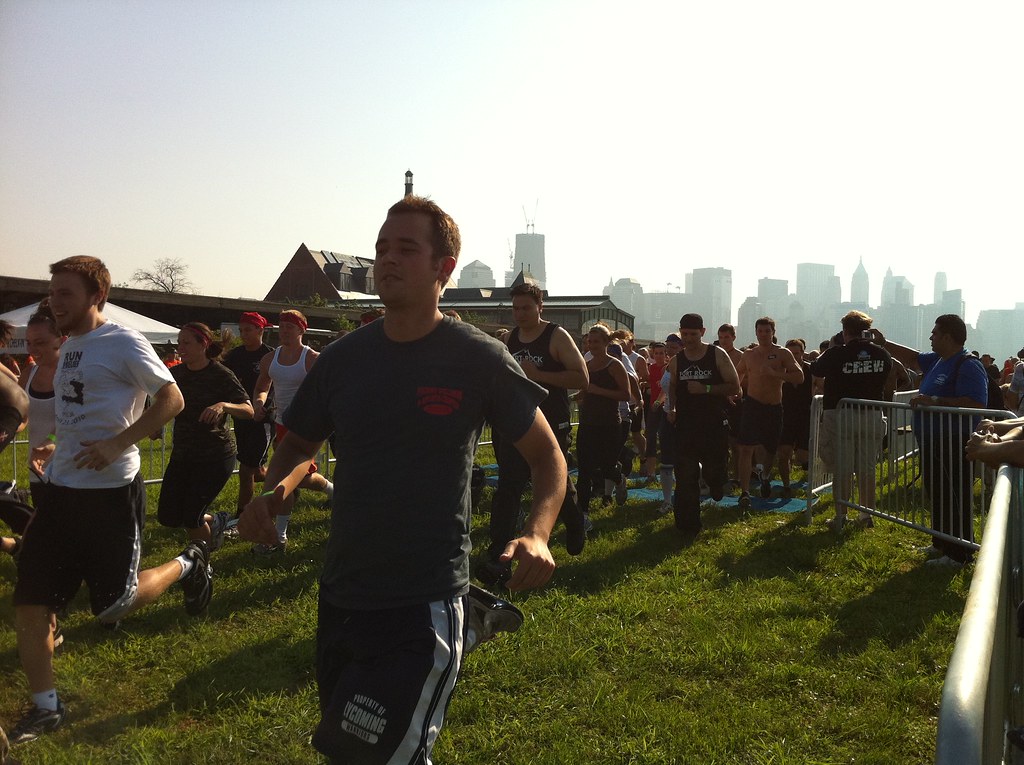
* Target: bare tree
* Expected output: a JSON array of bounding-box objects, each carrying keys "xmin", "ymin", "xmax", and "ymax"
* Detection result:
[{"xmin": 132, "ymin": 258, "xmax": 195, "ymax": 294}]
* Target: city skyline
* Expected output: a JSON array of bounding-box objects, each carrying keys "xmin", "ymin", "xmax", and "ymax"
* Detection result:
[{"xmin": 2, "ymin": 3, "xmax": 1021, "ymax": 330}]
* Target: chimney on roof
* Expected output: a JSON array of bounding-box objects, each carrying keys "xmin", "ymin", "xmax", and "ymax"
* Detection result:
[{"xmin": 405, "ymin": 169, "xmax": 413, "ymax": 197}]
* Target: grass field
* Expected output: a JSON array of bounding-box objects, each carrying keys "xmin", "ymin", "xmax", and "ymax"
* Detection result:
[{"xmin": 0, "ymin": 460, "xmax": 969, "ymax": 764}]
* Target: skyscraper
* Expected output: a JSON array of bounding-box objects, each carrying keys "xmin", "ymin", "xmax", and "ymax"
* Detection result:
[
  {"xmin": 505, "ymin": 231, "xmax": 546, "ymax": 290},
  {"xmin": 690, "ymin": 267, "xmax": 732, "ymax": 329},
  {"xmin": 851, "ymin": 258, "xmax": 869, "ymax": 305},
  {"xmin": 934, "ymin": 272, "xmax": 947, "ymax": 304}
]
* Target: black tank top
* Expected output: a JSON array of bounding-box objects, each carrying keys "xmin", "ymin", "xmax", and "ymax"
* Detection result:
[
  {"xmin": 676, "ymin": 345, "xmax": 727, "ymax": 423},
  {"xmin": 580, "ymin": 361, "xmax": 620, "ymax": 423},
  {"xmin": 508, "ymin": 322, "xmax": 571, "ymax": 429}
]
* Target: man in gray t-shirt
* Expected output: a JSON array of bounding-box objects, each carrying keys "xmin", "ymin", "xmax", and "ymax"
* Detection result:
[{"xmin": 240, "ymin": 196, "xmax": 566, "ymax": 764}]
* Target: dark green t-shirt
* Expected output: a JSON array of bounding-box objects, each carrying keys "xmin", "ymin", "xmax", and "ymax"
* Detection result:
[
  {"xmin": 284, "ymin": 317, "xmax": 546, "ymax": 610},
  {"xmin": 170, "ymin": 361, "xmax": 249, "ymax": 460}
]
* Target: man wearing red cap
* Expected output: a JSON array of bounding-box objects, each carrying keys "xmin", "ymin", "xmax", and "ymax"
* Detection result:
[
  {"xmin": 223, "ymin": 312, "xmax": 275, "ymax": 517},
  {"xmin": 250, "ymin": 309, "xmax": 333, "ymax": 554}
]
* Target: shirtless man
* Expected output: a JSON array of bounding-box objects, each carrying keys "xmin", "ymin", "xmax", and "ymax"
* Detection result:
[
  {"xmin": 734, "ymin": 317, "xmax": 804, "ymax": 509},
  {"xmin": 251, "ymin": 310, "xmax": 333, "ymax": 554}
]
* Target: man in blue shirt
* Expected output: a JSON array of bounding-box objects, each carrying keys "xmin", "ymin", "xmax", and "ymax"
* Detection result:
[{"xmin": 873, "ymin": 314, "xmax": 987, "ymax": 567}]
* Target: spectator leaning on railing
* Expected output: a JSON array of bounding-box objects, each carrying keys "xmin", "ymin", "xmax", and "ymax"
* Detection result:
[
  {"xmin": 966, "ymin": 416, "xmax": 1024, "ymax": 468},
  {"xmin": 872, "ymin": 314, "xmax": 988, "ymax": 568}
]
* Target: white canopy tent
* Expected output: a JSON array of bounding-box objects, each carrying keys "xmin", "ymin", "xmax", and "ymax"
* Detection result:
[{"xmin": 0, "ymin": 301, "xmax": 180, "ymax": 351}]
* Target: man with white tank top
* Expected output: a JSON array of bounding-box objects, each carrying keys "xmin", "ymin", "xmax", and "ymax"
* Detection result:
[{"xmin": 251, "ymin": 309, "xmax": 333, "ymax": 555}]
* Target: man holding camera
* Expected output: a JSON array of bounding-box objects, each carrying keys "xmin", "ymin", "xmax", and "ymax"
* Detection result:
[{"xmin": 810, "ymin": 311, "xmax": 893, "ymax": 533}]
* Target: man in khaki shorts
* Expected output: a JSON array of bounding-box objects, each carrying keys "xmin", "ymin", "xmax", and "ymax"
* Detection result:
[{"xmin": 810, "ymin": 311, "xmax": 893, "ymax": 532}]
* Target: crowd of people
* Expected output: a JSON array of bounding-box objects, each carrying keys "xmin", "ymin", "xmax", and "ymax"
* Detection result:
[{"xmin": 0, "ymin": 197, "xmax": 1020, "ymax": 761}]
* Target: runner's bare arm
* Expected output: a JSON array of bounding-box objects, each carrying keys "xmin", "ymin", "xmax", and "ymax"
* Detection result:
[
  {"xmin": 74, "ymin": 381, "xmax": 184, "ymax": 471},
  {"xmin": 501, "ymin": 410, "xmax": 564, "ymax": 591},
  {"xmin": 238, "ymin": 430, "xmax": 323, "ymax": 544}
]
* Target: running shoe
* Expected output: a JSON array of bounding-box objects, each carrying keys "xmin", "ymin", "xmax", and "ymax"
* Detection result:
[
  {"xmin": 738, "ymin": 492, "xmax": 751, "ymax": 510},
  {"xmin": 8, "ymin": 701, "xmax": 67, "ymax": 745},
  {"xmin": 474, "ymin": 558, "xmax": 512, "ymax": 588},
  {"xmin": 250, "ymin": 541, "xmax": 286, "ymax": 558},
  {"xmin": 755, "ymin": 465, "xmax": 772, "ymax": 498},
  {"xmin": 465, "ymin": 584, "xmax": 524, "ymax": 652},
  {"xmin": 825, "ymin": 516, "xmax": 846, "ymax": 534},
  {"xmin": 208, "ymin": 511, "xmax": 231, "ymax": 553},
  {"xmin": 925, "ymin": 555, "xmax": 965, "ymax": 569},
  {"xmin": 179, "ymin": 541, "xmax": 212, "ymax": 615},
  {"xmin": 564, "ymin": 508, "xmax": 586, "ymax": 556}
]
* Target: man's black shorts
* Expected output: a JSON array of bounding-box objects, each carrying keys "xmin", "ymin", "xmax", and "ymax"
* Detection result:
[
  {"xmin": 738, "ymin": 396, "xmax": 784, "ymax": 454},
  {"xmin": 234, "ymin": 419, "xmax": 272, "ymax": 469},
  {"xmin": 14, "ymin": 475, "xmax": 146, "ymax": 620},
  {"xmin": 313, "ymin": 596, "xmax": 464, "ymax": 764}
]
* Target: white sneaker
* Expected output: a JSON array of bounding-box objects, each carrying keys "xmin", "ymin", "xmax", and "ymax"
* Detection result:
[
  {"xmin": 615, "ymin": 476, "xmax": 628, "ymax": 506},
  {"xmin": 925, "ymin": 555, "xmax": 965, "ymax": 569}
]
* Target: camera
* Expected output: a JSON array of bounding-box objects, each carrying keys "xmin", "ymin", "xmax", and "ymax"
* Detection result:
[{"xmin": 861, "ymin": 330, "xmax": 874, "ymax": 341}]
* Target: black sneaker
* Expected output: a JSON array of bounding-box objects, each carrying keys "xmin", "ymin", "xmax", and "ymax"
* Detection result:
[
  {"xmin": 563, "ymin": 507, "xmax": 586, "ymax": 556},
  {"xmin": 179, "ymin": 542, "xmax": 212, "ymax": 615},
  {"xmin": 9, "ymin": 701, "xmax": 67, "ymax": 745},
  {"xmin": 474, "ymin": 558, "xmax": 512, "ymax": 588},
  {"xmin": 465, "ymin": 584, "xmax": 524, "ymax": 652},
  {"xmin": 738, "ymin": 492, "xmax": 752, "ymax": 510}
]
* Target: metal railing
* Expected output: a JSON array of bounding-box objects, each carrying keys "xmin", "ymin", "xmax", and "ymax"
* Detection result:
[
  {"xmin": 828, "ymin": 398, "xmax": 1014, "ymax": 547},
  {"xmin": 805, "ymin": 390, "xmax": 919, "ymax": 525},
  {"xmin": 934, "ymin": 465, "xmax": 1024, "ymax": 764}
]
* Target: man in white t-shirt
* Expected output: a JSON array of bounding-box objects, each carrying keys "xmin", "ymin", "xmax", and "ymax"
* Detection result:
[{"xmin": 9, "ymin": 256, "xmax": 210, "ymax": 748}]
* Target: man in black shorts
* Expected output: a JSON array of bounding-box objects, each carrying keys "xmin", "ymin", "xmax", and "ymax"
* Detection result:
[
  {"xmin": 735, "ymin": 317, "xmax": 804, "ymax": 508},
  {"xmin": 239, "ymin": 196, "xmax": 565, "ymax": 764},
  {"xmin": 482, "ymin": 281, "xmax": 589, "ymax": 585},
  {"xmin": 223, "ymin": 312, "xmax": 275, "ymax": 517},
  {"xmin": 665, "ymin": 314, "xmax": 740, "ymax": 538},
  {"xmin": 10, "ymin": 257, "xmax": 212, "ymax": 748}
]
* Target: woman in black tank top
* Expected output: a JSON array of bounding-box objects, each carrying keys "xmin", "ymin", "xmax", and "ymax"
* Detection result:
[{"xmin": 576, "ymin": 326, "xmax": 631, "ymax": 521}]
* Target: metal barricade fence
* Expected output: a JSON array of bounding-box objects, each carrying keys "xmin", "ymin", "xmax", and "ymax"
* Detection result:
[
  {"xmin": 934, "ymin": 465, "xmax": 1024, "ymax": 765},
  {"xmin": 806, "ymin": 390, "xmax": 919, "ymax": 525},
  {"xmin": 0, "ymin": 425, "xmax": 337, "ymax": 488},
  {"xmin": 829, "ymin": 398, "xmax": 1014, "ymax": 547}
]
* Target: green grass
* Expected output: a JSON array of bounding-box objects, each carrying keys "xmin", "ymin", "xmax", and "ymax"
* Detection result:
[{"xmin": 0, "ymin": 467, "xmax": 968, "ymax": 764}]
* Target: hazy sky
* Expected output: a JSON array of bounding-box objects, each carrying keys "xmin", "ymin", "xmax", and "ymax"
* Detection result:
[{"xmin": 2, "ymin": 1, "xmax": 1021, "ymax": 326}]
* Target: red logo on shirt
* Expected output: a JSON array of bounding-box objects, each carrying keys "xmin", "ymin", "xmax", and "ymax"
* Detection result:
[{"xmin": 417, "ymin": 387, "xmax": 463, "ymax": 415}]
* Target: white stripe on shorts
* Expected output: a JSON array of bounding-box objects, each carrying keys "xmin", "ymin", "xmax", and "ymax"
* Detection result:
[
  {"xmin": 388, "ymin": 597, "xmax": 465, "ymax": 765},
  {"xmin": 96, "ymin": 511, "xmax": 143, "ymax": 623}
]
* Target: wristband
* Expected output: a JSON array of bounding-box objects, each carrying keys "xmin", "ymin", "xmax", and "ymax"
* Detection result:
[
  {"xmin": 706, "ymin": 385, "xmax": 711, "ymax": 394},
  {"xmin": 260, "ymin": 489, "xmax": 278, "ymax": 497},
  {"xmin": 47, "ymin": 434, "xmax": 57, "ymax": 443}
]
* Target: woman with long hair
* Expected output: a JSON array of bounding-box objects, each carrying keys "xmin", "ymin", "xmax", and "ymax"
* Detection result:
[
  {"xmin": 158, "ymin": 322, "xmax": 252, "ymax": 551},
  {"xmin": 575, "ymin": 325, "xmax": 630, "ymax": 526}
]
